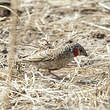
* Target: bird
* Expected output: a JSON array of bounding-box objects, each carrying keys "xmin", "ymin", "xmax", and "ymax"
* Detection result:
[{"xmin": 20, "ymin": 40, "xmax": 87, "ymax": 78}]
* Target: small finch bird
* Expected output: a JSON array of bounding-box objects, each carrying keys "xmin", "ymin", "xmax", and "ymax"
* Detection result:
[{"xmin": 21, "ymin": 40, "xmax": 87, "ymax": 75}]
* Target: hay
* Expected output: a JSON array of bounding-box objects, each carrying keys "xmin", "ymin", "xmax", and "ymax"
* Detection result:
[{"xmin": 0, "ymin": 0, "xmax": 110, "ymax": 109}]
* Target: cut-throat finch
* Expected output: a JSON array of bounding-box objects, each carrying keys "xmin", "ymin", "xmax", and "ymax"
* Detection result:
[{"xmin": 21, "ymin": 40, "xmax": 87, "ymax": 72}]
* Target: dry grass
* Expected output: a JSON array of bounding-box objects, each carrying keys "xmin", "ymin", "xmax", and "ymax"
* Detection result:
[{"xmin": 0, "ymin": 0, "xmax": 110, "ymax": 110}]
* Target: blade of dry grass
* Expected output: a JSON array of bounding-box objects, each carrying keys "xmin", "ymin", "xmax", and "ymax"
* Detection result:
[
  {"xmin": 81, "ymin": 21, "xmax": 110, "ymax": 31},
  {"xmin": 2, "ymin": 0, "xmax": 19, "ymax": 109},
  {"xmin": 8, "ymin": 0, "xmax": 18, "ymax": 81}
]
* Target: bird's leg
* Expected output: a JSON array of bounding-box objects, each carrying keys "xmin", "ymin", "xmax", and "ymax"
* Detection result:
[
  {"xmin": 48, "ymin": 70, "xmax": 61, "ymax": 80},
  {"xmin": 37, "ymin": 68, "xmax": 40, "ymax": 71}
]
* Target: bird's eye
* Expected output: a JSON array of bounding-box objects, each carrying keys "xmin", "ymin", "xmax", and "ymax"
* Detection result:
[{"xmin": 68, "ymin": 40, "xmax": 73, "ymax": 43}]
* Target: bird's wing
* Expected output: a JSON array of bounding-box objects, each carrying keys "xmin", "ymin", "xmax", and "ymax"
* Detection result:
[{"xmin": 23, "ymin": 49, "xmax": 54, "ymax": 62}]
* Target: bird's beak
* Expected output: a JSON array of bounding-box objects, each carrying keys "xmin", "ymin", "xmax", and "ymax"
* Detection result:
[{"xmin": 85, "ymin": 52, "xmax": 88, "ymax": 56}]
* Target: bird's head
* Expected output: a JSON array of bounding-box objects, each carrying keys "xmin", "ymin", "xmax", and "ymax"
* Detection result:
[
  {"xmin": 62, "ymin": 39, "xmax": 88, "ymax": 57},
  {"xmin": 73, "ymin": 43, "xmax": 88, "ymax": 57}
]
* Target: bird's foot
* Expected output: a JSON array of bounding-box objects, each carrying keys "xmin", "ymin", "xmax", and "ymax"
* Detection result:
[{"xmin": 48, "ymin": 70, "xmax": 61, "ymax": 80}]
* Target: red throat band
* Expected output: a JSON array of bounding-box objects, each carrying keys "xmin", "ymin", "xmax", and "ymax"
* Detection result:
[{"xmin": 74, "ymin": 48, "xmax": 78, "ymax": 56}]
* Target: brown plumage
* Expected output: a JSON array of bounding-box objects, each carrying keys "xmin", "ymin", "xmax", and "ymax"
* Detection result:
[{"xmin": 22, "ymin": 40, "xmax": 87, "ymax": 73}]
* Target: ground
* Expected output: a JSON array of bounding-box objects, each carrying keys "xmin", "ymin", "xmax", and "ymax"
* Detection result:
[{"xmin": 0, "ymin": 0, "xmax": 110, "ymax": 110}]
